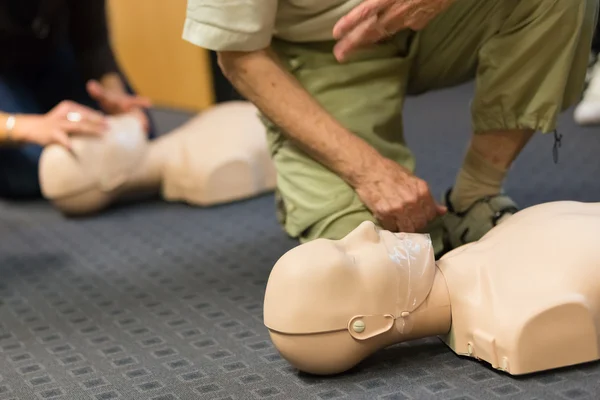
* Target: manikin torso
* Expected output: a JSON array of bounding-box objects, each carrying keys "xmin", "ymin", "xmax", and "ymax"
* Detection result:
[
  {"xmin": 263, "ymin": 201, "xmax": 600, "ymax": 376},
  {"xmin": 39, "ymin": 101, "xmax": 276, "ymax": 215},
  {"xmin": 438, "ymin": 201, "xmax": 600, "ymax": 374}
]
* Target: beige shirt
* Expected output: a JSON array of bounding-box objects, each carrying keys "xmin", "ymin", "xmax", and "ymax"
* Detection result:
[{"xmin": 182, "ymin": 0, "xmax": 362, "ymax": 52}]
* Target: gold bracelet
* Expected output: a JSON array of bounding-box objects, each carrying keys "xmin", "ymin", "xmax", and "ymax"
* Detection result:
[{"xmin": 5, "ymin": 114, "xmax": 16, "ymax": 141}]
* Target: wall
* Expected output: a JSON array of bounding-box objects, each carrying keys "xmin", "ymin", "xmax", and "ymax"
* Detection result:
[{"xmin": 106, "ymin": 0, "xmax": 215, "ymax": 112}]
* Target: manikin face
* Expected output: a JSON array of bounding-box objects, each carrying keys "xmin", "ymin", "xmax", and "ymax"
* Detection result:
[
  {"xmin": 72, "ymin": 114, "xmax": 147, "ymax": 190},
  {"xmin": 263, "ymin": 221, "xmax": 436, "ymax": 335}
]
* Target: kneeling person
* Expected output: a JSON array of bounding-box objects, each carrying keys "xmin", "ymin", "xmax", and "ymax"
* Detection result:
[{"xmin": 183, "ymin": 0, "xmax": 598, "ymax": 256}]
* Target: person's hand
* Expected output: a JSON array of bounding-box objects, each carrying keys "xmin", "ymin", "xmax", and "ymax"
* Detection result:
[
  {"xmin": 11, "ymin": 100, "xmax": 108, "ymax": 149},
  {"xmin": 353, "ymin": 156, "xmax": 446, "ymax": 233},
  {"xmin": 332, "ymin": 0, "xmax": 454, "ymax": 62},
  {"xmin": 86, "ymin": 79, "xmax": 152, "ymax": 132}
]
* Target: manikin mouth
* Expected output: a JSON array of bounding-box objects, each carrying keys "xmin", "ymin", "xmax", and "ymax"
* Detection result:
[{"xmin": 381, "ymin": 231, "xmax": 419, "ymax": 262}]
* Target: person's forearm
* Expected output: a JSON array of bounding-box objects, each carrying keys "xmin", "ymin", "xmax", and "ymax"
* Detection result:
[
  {"xmin": 0, "ymin": 111, "xmax": 28, "ymax": 144},
  {"xmin": 218, "ymin": 48, "xmax": 382, "ymax": 186}
]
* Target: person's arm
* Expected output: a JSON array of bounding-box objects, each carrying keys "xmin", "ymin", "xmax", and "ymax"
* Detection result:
[
  {"xmin": 182, "ymin": 0, "xmax": 382, "ymax": 185},
  {"xmin": 182, "ymin": 0, "xmax": 445, "ymax": 232},
  {"xmin": 218, "ymin": 48, "xmax": 381, "ymax": 185},
  {"xmin": 0, "ymin": 103, "xmax": 108, "ymax": 148}
]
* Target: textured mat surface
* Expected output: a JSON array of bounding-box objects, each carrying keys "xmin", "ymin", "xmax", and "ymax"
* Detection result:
[{"xmin": 1, "ymin": 82, "xmax": 600, "ymax": 400}]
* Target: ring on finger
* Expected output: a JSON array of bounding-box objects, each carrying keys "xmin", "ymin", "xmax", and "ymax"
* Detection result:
[{"xmin": 66, "ymin": 111, "xmax": 82, "ymax": 122}]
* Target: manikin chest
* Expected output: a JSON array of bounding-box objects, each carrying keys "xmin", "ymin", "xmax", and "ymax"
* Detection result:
[{"xmin": 438, "ymin": 246, "xmax": 600, "ymax": 375}]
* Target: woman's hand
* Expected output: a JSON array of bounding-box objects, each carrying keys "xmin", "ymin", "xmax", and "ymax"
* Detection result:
[
  {"xmin": 86, "ymin": 78, "xmax": 152, "ymax": 132},
  {"xmin": 332, "ymin": 0, "xmax": 454, "ymax": 62},
  {"xmin": 11, "ymin": 100, "xmax": 108, "ymax": 149}
]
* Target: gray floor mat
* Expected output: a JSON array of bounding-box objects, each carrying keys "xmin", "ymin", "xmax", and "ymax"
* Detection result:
[{"xmin": 1, "ymin": 82, "xmax": 600, "ymax": 400}]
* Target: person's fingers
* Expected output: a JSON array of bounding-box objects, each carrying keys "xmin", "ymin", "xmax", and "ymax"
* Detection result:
[
  {"xmin": 86, "ymin": 81, "xmax": 128, "ymax": 115},
  {"xmin": 130, "ymin": 96, "xmax": 152, "ymax": 108},
  {"xmin": 60, "ymin": 119, "xmax": 107, "ymax": 137},
  {"xmin": 87, "ymin": 79, "xmax": 153, "ymax": 110},
  {"xmin": 398, "ymin": 187, "xmax": 427, "ymax": 230},
  {"xmin": 333, "ymin": 15, "xmax": 382, "ymax": 62},
  {"xmin": 436, "ymin": 203, "xmax": 448, "ymax": 215},
  {"xmin": 51, "ymin": 129, "xmax": 72, "ymax": 150},
  {"xmin": 376, "ymin": 205, "xmax": 398, "ymax": 231},
  {"xmin": 396, "ymin": 215, "xmax": 416, "ymax": 234},
  {"xmin": 422, "ymin": 196, "xmax": 441, "ymax": 220},
  {"xmin": 60, "ymin": 105, "xmax": 108, "ymax": 136},
  {"xmin": 377, "ymin": 2, "xmax": 410, "ymax": 28},
  {"xmin": 71, "ymin": 105, "xmax": 109, "ymax": 128},
  {"xmin": 86, "ymin": 80, "xmax": 105, "ymax": 101},
  {"xmin": 59, "ymin": 101, "xmax": 107, "ymax": 124},
  {"xmin": 379, "ymin": 216, "xmax": 398, "ymax": 232},
  {"xmin": 371, "ymin": 197, "xmax": 400, "ymax": 232},
  {"xmin": 383, "ymin": 190, "xmax": 419, "ymax": 233},
  {"xmin": 408, "ymin": 207, "xmax": 428, "ymax": 231},
  {"xmin": 116, "ymin": 96, "xmax": 153, "ymax": 113},
  {"xmin": 420, "ymin": 198, "xmax": 437, "ymax": 221},
  {"xmin": 413, "ymin": 180, "xmax": 437, "ymax": 221},
  {"xmin": 333, "ymin": 0, "xmax": 392, "ymax": 39}
]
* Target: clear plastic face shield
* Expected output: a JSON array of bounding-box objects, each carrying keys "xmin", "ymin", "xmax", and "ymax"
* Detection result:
[{"xmin": 378, "ymin": 229, "xmax": 437, "ymax": 334}]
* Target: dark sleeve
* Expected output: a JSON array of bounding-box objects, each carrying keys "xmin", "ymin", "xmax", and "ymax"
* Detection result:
[{"xmin": 66, "ymin": 0, "xmax": 120, "ymax": 81}]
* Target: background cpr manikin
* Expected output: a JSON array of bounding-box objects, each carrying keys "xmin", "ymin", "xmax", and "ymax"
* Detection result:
[
  {"xmin": 39, "ymin": 101, "xmax": 276, "ymax": 215},
  {"xmin": 263, "ymin": 201, "xmax": 600, "ymax": 376}
]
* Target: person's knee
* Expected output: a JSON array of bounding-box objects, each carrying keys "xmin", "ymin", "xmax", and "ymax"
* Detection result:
[
  {"xmin": 543, "ymin": 0, "xmax": 597, "ymax": 33},
  {"xmin": 299, "ymin": 202, "xmax": 377, "ymax": 243},
  {"xmin": 276, "ymin": 185, "xmax": 364, "ymax": 242},
  {"xmin": 299, "ymin": 201, "xmax": 447, "ymax": 258},
  {"xmin": 269, "ymin": 135, "xmax": 364, "ymax": 241},
  {"xmin": 572, "ymin": 0, "xmax": 599, "ymax": 32},
  {"xmin": 515, "ymin": 0, "xmax": 595, "ymax": 33}
]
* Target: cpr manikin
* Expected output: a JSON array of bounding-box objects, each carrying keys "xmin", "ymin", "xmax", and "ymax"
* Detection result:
[
  {"xmin": 263, "ymin": 201, "xmax": 600, "ymax": 376},
  {"xmin": 39, "ymin": 101, "xmax": 276, "ymax": 215}
]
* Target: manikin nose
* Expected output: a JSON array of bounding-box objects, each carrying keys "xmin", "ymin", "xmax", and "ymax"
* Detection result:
[{"xmin": 354, "ymin": 220, "xmax": 380, "ymax": 236}]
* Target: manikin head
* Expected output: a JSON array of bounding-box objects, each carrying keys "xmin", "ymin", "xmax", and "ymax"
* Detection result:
[
  {"xmin": 39, "ymin": 114, "xmax": 148, "ymax": 215},
  {"xmin": 263, "ymin": 221, "xmax": 437, "ymax": 375}
]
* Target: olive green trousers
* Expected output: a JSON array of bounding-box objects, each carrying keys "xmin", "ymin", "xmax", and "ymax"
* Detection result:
[{"xmin": 262, "ymin": 0, "xmax": 599, "ymax": 251}]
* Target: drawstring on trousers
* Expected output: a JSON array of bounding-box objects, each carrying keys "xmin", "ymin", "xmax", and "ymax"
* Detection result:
[{"xmin": 552, "ymin": 130, "xmax": 562, "ymax": 164}]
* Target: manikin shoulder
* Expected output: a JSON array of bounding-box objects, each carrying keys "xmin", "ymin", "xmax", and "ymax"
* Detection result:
[
  {"xmin": 508, "ymin": 293, "xmax": 599, "ymax": 374},
  {"xmin": 440, "ymin": 256, "xmax": 600, "ymax": 374},
  {"xmin": 460, "ymin": 201, "xmax": 600, "ymax": 265},
  {"xmin": 492, "ymin": 201, "xmax": 600, "ymax": 232},
  {"xmin": 438, "ymin": 201, "xmax": 600, "ymax": 374}
]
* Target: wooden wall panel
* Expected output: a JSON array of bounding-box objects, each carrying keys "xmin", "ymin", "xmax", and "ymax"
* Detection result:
[{"xmin": 106, "ymin": 0, "xmax": 215, "ymax": 112}]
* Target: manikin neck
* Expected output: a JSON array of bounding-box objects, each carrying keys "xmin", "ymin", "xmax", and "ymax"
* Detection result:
[
  {"xmin": 117, "ymin": 134, "xmax": 174, "ymax": 194},
  {"xmin": 390, "ymin": 266, "xmax": 451, "ymax": 343}
]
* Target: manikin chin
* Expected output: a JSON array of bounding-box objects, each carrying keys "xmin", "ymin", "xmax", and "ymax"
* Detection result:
[
  {"xmin": 263, "ymin": 201, "xmax": 600, "ymax": 376},
  {"xmin": 38, "ymin": 101, "xmax": 277, "ymax": 215}
]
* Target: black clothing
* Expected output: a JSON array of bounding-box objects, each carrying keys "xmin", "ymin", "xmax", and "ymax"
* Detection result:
[{"xmin": 0, "ymin": 0, "xmax": 119, "ymax": 81}]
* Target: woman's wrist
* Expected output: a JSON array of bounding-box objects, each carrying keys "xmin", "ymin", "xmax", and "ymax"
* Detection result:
[
  {"xmin": 0, "ymin": 112, "xmax": 16, "ymax": 142},
  {"xmin": 0, "ymin": 113, "xmax": 34, "ymax": 143}
]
